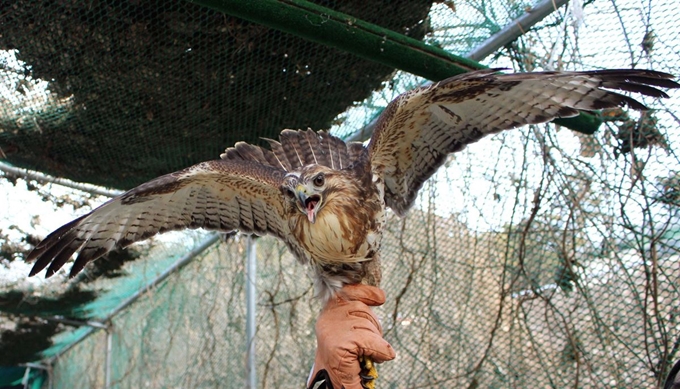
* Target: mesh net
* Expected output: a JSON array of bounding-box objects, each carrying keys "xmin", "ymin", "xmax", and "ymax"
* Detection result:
[
  {"xmin": 0, "ymin": 0, "xmax": 431, "ymax": 188},
  {"xmin": 0, "ymin": 0, "xmax": 679, "ymax": 388}
]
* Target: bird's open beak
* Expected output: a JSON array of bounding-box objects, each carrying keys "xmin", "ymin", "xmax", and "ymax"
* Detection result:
[{"xmin": 296, "ymin": 185, "xmax": 321, "ymax": 224}]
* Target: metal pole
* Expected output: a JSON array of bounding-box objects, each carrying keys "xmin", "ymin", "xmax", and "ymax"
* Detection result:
[
  {"xmin": 21, "ymin": 366, "xmax": 30, "ymax": 389},
  {"xmin": 0, "ymin": 162, "xmax": 122, "ymax": 197},
  {"xmin": 105, "ymin": 326, "xmax": 113, "ymax": 389},
  {"xmin": 19, "ymin": 363, "xmax": 50, "ymax": 388},
  {"xmin": 466, "ymin": 0, "xmax": 569, "ymax": 61},
  {"xmin": 245, "ymin": 236, "xmax": 257, "ymax": 389},
  {"xmin": 46, "ymin": 317, "xmax": 108, "ymax": 329}
]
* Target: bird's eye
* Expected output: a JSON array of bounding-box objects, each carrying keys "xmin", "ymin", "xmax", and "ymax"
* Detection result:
[
  {"xmin": 284, "ymin": 188, "xmax": 295, "ymax": 199},
  {"xmin": 313, "ymin": 174, "xmax": 325, "ymax": 187}
]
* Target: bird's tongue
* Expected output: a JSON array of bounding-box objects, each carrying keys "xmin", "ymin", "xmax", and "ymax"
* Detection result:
[{"xmin": 306, "ymin": 200, "xmax": 318, "ymax": 223}]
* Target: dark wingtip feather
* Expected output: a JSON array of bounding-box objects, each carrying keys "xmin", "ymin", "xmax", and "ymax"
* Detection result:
[
  {"xmin": 29, "ymin": 256, "xmax": 52, "ymax": 277},
  {"xmin": 69, "ymin": 247, "xmax": 109, "ymax": 277},
  {"xmin": 594, "ymin": 70, "xmax": 679, "ymax": 110},
  {"xmin": 27, "ymin": 216, "xmax": 88, "ymax": 277},
  {"xmin": 43, "ymin": 241, "xmax": 82, "ymax": 278},
  {"xmin": 26, "ymin": 216, "xmax": 86, "ymax": 262},
  {"xmin": 604, "ymin": 81, "xmax": 671, "ymax": 98},
  {"xmin": 611, "ymin": 75, "xmax": 679, "ymax": 90},
  {"xmin": 585, "ymin": 70, "xmax": 680, "ymax": 111},
  {"xmin": 588, "ymin": 93, "xmax": 649, "ymax": 111},
  {"xmin": 28, "ymin": 262, "xmax": 45, "ymax": 277}
]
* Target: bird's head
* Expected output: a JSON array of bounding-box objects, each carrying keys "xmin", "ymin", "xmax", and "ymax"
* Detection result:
[{"xmin": 281, "ymin": 166, "xmax": 335, "ymax": 224}]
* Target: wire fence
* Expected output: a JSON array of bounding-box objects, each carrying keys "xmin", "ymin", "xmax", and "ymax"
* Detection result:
[{"xmin": 0, "ymin": 0, "xmax": 679, "ymax": 388}]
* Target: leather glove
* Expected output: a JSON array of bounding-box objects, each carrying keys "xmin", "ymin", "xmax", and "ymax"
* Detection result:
[{"xmin": 307, "ymin": 284, "xmax": 396, "ymax": 389}]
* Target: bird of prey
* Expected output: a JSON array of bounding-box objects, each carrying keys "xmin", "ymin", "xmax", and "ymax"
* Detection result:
[{"xmin": 27, "ymin": 69, "xmax": 679, "ymax": 301}]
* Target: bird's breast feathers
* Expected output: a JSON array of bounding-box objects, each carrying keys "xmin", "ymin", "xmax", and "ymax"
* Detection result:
[{"xmin": 290, "ymin": 182, "xmax": 385, "ymax": 265}]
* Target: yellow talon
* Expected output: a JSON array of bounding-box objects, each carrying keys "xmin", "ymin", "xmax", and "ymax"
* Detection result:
[{"xmin": 359, "ymin": 356, "xmax": 378, "ymax": 389}]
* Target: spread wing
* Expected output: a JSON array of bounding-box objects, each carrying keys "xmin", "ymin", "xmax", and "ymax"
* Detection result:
[
  {"xmin": 367, "ymin": 68, "xmax": 679, "ymax": 215},
  {"xmin": 27, "ymin": 159, "xmax": 309, "ymax": 278}
]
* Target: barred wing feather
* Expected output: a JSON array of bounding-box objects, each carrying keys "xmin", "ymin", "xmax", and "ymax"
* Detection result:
[
  {"xmin": 27, "ymin": 159, "xmax": 310, "ymax": 278},
  {"xmin": 367, "ymin": 68, "xmax": 679, "ymax": 215}
]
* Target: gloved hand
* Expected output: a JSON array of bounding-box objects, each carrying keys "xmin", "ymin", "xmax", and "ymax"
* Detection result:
[{"xmin": 307, "ymin": 284, "xmax": 396, "ymax": 389}]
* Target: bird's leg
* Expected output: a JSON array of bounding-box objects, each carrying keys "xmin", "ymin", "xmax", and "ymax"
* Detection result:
[
  {"xmin": 359, "ymin": 255, "xmax": 382, "ymax": 389},
  {"xmin": 361, "ymin": 254, "xmax": 382, "ymax": 288}
]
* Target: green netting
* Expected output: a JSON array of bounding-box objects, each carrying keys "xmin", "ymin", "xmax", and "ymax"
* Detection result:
[
  {"xmin": 0, "ymin": 0, "xmax": 432, "ymax": 188},
  {"xmin": 0, "ymin": 0, "xmax": 679, "ymax": 388},
  {"xmin": 0, "ymin": 366, "xmax": 45, "ymax": 389}
]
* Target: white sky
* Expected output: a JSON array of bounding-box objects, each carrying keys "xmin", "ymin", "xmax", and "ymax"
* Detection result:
[{"xmin": 0, "ymin": 178, "xmax": 104, "ymax": 286}]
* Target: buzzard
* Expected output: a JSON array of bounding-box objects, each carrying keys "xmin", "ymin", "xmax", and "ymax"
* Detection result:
[{"xmin": 27, "ymin": 69, "xmax": 679, "ymax": 301}]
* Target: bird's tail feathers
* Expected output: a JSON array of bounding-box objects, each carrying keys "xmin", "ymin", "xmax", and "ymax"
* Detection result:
[{"xmin": 221, "ymin": 129, "xmax": 365, "ymax": 171}]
